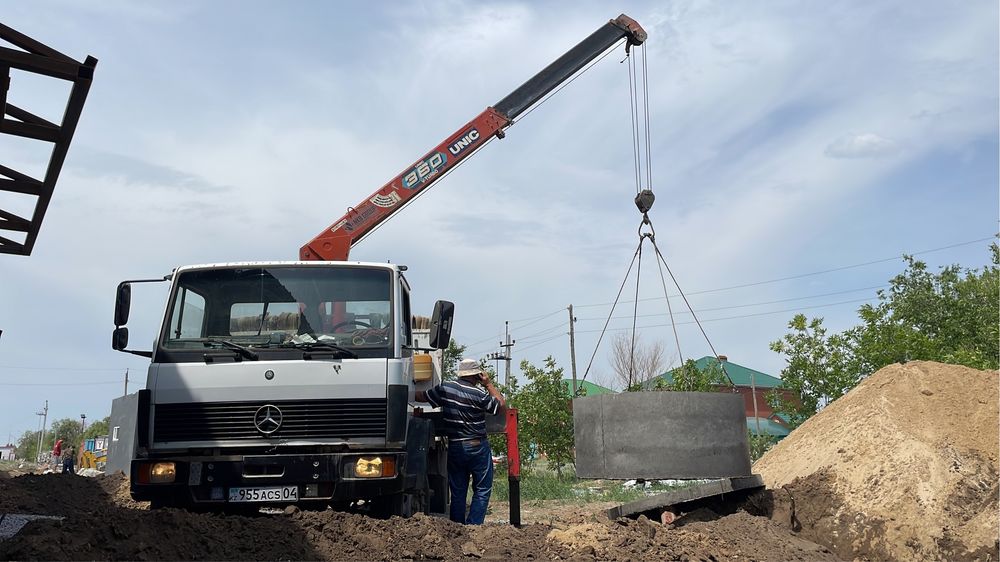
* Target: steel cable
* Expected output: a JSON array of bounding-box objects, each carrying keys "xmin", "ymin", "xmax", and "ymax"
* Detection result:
[
  {"xmin": 629, "ymin": 233, "xmax": 644, "ymax": 387},
  {"xmin": 649, "ymin": 236, "xmax": 734, "ymax": 385},
  {"xmin": 627, "ymin": 51, "xmax": 642, "ymax": 194},
  {"xmin": 581, "ymin": 239, "xmax": 643, "ymax": 383}
]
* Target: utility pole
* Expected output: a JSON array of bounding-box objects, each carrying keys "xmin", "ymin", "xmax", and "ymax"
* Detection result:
[
  {"xmin": 41, "ymin": 400, "xmax": 48, "ymax": 458},
  {"xmin": 499, "ymin": 321, "xmax": 515, "ymax": 387},
  {"xmin": 34, "ymin": 400, "xmax": 47, "ymax": 463},
  {"xmin": 749, "ymin": 366, "xmax": 761, "ymax": 437},
  {"xmin": 568, "ymin": 305, "xmax": 578, "ymax": 395},
  {"xmin": 34, "ymin": 411, "xmax": 42, "ymax": 462},
  {"xmin": 486, "ymin": 352, "xmax": 503, "ymax": 379},
  {"xmin": 124, "ymin": 368, "xmax": 129, "ymax": 396}
]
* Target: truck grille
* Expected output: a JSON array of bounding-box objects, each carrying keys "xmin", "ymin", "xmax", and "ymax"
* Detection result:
[{"xmin": 153, "ymin": 399, "xmax": 387, "ymax": 442}]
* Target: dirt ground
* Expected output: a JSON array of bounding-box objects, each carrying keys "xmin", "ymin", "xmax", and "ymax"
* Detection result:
[
  {"xmin": 754, "ymin": 361, "xmax": 1000, "ymax": 562},
  {"xmin": 0, "ymin": 472, "xmax": 839, "ymax": 561},
  {"xmin": 8, "ymin": 361, "xmax": 989, "ymax": 560}
]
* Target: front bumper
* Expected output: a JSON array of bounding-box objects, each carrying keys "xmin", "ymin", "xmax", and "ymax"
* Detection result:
[{"xmin": 131, "ymin": 452, "xmax": 405, "ymax": 505}]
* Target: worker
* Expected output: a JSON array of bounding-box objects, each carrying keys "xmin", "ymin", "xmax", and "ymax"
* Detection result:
[
  {"xmin": 415, "ymin": 358, "xmax": 505, "ymax": 525},
  {"xmin": 51, "ymin": 438, "xmax": 63, "ymax": 470},
  {"xmin": 62, "ymin": 446, "xmax": 76, "ymax": 474}
]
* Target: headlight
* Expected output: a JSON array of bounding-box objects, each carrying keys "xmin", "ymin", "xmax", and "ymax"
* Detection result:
[
  {"xmin": 353, "ymin": 456, "xmax": 396, "ymax": 478},
  {"xmin": 150, "ymin": 462, "xmax": 176, "ymax": 483}
]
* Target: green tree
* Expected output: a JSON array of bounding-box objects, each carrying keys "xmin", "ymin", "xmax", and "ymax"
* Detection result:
[
  {"xmin": 770, "ymin": 244, "xmax": 999, "ymax": 427},
  {"xmin": 768, "ymin": 315, "xmax": 858, "ymax": 428},
  {"xmin": 441, "ymin": 340, "xmax": 467, "ymax": 381},
  {"xmin": 48, "ymin": 417, "xmax": 86, "ymax": 452},
  {"xmin": 84, "ymin": 416, "xmax": 111, "ymax": 440},
  {"xmin": 15, "ymin": 429, "xmax": 40, "ymax": 462},
  {"xmin": 509, "ymin": 357, "xmax": 576, "ymax": 476},
  {"xmin": 851, "ymin": 251, "xmax": 999, "ymax": 371}
]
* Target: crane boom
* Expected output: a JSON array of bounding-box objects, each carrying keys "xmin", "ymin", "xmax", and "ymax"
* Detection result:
[{"xmin": 300, "ymin": 14, "xmax": 646, "ymax": 261}]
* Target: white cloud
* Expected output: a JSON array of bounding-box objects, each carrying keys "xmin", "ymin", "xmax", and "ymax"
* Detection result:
[
  {"xmin": 824, "ymin": 133, "xmax": 899, "ymax": 159},
  {"xmin": 1, "ymin": 0, "xmax": 996, "ymax": 437}
]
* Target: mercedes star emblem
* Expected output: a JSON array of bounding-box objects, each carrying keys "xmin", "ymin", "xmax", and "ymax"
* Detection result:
[{"xmin": 254, "ymin": 404, "xmax": 283, "ymax": 435}]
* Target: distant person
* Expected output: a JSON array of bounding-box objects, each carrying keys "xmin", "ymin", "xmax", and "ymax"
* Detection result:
[
  {"xmin": 62, "ymin": 446, "xmax": 75, "ymax": 474},
  {"xmin": 52, "ymin": 438, "xmax": 63, "ymax": 470},
  {"xmin": 415, "ymin": 358, "xmax": 505, "ymax": 525}
]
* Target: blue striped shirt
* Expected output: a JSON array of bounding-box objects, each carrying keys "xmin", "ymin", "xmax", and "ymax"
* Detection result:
[{"xmin": 424, "ymin": 379, "xmax": 501, "ymax": 440}]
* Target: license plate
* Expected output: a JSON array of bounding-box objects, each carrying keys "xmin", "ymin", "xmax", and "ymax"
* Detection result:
[{"xmin": 228, "ymin": 486, "xmax": 299, "ymax": 503}]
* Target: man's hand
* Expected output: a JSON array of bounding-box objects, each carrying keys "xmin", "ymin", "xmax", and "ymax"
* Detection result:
[{"xmin": 478, "ymin": 372, "xmax": 506, "ymax": 408}]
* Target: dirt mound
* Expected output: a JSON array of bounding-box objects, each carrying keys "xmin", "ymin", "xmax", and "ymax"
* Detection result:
[
  {"xmin": 754, "ymin": 361, "xmax": 999, "ymax": 561},
  {"xmin": 546, "ymin": 511, "xmax": 837, "ymax": 561},
  {"xmin": 0, "ymin": 472, "xmax": 839, "ymax": 561}
]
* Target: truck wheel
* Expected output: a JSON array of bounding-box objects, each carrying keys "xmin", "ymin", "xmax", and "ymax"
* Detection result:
[
  {"xmin": 149, "ymin": 496, "xmax": 183, "ymax": 510},
  {"xmin": 369, "ymin": 493, "xmax": 414, "ymax": 519}
]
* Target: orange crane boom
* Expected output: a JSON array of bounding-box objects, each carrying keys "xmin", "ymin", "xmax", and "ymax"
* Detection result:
[{"xmin": 300, "ymin": 14, "xmax": 646, "ymax": 261}]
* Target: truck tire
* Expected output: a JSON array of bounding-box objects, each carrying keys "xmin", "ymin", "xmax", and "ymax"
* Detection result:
[
  {"xmin": 369, "ymin": 493, "xmax": 417, "ymax": 519},
  {"xmin": 148, "ymin": 498, "xmax": 171, "ymax": 510},
  {"xmin": 149, "ymin": 495, "xmax": 184, "ymax": 510}
]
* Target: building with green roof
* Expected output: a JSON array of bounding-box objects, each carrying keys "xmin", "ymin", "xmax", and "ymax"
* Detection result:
[
  {"xmin": 747, "ymin": 417, "xmax": 791, "ymax": 438},
  {"xmin": 648, "ymin": 356, "xmax": 799, "ymax": 435},
  {"xmin": 652, "ymin": 356, "xmax": 783, "ymax": 388},
  {"xmin": 561, "ymin": 379, "xmax": 615, "ymax": 398}
]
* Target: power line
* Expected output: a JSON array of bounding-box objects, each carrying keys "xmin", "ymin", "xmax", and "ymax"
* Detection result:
[
  {"xmin": 463, "ymin": 331, "xmax": 505, "ymax": 348},
  {"xmin": 509, "ymin": 308, "xmax": 565, "ymax": 330},
  {"xmin": 517, "ymin": 320, "xmax": 569, "ymax": 341},
  {"xmin": 574, "ymin": 296, "xmax": 876, "ymax": 334},
  {"xmin": 576, "ymin": 284, "xmax": 888, "ymax": 321},
  {"xmin": 517, "ymin": 333, "xmax": 566, "ymax": 353},
  {"xmin": 574, "ymin": 235, "xmax": 994, "ymax": 308},
  {"xmin": 469, "ymin": 292, "xmax": 881, "ymax": 358},
  {"xmin": 474, "ymin": 236, "xmax": 992, "ymax": 333},
  {"xmin": 463, "ymin": 284, "xmax": 887, "ymax": 352}
]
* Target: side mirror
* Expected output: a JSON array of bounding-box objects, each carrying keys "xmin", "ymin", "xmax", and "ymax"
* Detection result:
[
  {"xmin": 112, "ymin": 327, "xmax": 129, "ymax": 351},
  {"xmin": 429, "ymin": 300, "xmax": 454, "ymax": 350},
  {"xmin": 114, "ymin": 283, "xmax": 132, "ymax": 327}
]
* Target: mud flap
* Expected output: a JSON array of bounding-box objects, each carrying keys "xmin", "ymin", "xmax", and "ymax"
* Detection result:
[{"xmin": 404, "ymin": 417, "xmax": 439, "ymax": 514}]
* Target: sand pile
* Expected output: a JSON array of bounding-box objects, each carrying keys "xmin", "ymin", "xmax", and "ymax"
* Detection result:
[{"xmin": 754, "ymin": 361, "xmax": 999, "ymax": 561}]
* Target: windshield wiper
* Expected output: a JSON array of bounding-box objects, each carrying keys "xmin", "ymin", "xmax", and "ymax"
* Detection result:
[
  {"xmin": 204, "ymin": 338, "xmax": 259, "ymax": 360},
  {"xmin": 280, "ymin": 341, "xmax": 358, "ymax": 359}
]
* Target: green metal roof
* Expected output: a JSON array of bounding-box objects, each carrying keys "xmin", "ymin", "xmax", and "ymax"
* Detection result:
[
  {"xmin": 772, "ymin": 412, "xmax": 792, "ymax": 424},
  {"xmin": 562, "ymin": 379, "xmax": 615, "ymax": 397},
  {"xmin": 747, "ymin": 417, "xmax": 790, "ymax": 437},
  {"xmin": 653, "ymin": 356, "xmax": 783, "ymax": 388}
]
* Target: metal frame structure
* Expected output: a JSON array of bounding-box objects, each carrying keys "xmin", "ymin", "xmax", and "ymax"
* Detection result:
[{"xmin": 0, "ymin": 23, "xmax": 97, "ymax": 256}]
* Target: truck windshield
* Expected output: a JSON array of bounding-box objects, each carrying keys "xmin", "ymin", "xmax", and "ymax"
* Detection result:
[{"xmin": 162, "ymin": 266, "xmax": 392, "ymax": 356}]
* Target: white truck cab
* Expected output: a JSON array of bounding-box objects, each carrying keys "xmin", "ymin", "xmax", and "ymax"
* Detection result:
[{"xmin": 112, "ymin": 261, "xmax": 453, "ymax": 515}]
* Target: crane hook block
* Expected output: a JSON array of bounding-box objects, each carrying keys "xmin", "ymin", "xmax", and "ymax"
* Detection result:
[{"xmin": 634, "ymin": 189, "xmax": 655, "ymax": 214}]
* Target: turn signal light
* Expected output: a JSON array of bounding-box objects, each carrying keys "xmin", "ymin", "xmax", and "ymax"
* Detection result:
[{"xmin": 354, "ymin": 456, "xmax": 396, "ymax": 478}]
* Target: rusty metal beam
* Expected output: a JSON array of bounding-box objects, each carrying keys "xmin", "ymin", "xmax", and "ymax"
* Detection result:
[{"xmin": 0, "ymin": 24, "xmax": 97, "ymax": 256}]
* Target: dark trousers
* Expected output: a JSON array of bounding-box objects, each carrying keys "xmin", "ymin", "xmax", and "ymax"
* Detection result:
[{"xmin": 447, "ymin": 439, "xmax": 493, "ymax": 524}]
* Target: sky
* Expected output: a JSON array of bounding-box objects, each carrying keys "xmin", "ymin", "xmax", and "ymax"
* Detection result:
[{"xmin": 1, "ymin": 1, "xmax": 997, "ymax": 444}]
